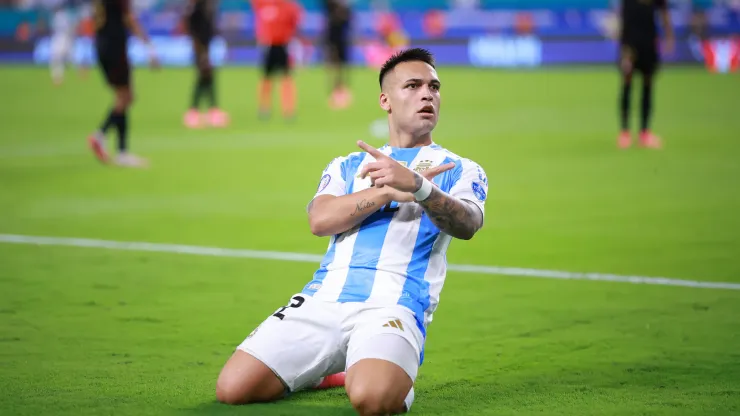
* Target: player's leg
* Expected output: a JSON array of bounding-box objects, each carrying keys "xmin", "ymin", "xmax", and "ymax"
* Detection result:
[
  {"xmin": 200, "ymin": 35, "xmax": 229, "ymax": 127},
  {"xmin": 258, "ymin": 46, "xmax": 275, "ymax": 119},
  {"xmin": 88, "ymin": 48, "xmax": 118, "ymax": 163},
  {"xmin": 278, "ymin": 45, "xmax": 296, "ymax": 120},
  {"xmin": 638, "ymin": 45, "xmax": 661, "ymax": 148},
  {"xmin": 344, "ymin": 307, "xmax": 423, "ymax": 415},
  {"xmin": 108, "ymin": 54, "xmax": 146, "ymax": 166},
  {"xmin": 336, "ymin": 36, "xmax": 352, "ymax": 107},
  {"xmin": 50, "ymin": 33, "xmax": 67, "ymax": 85},
  {"xmin": 328, "ymin": 30, "xmax": 352, "ymax": 110},
  {"xmin": 325, "ymin": 31, "xmax": 340, "ymax": 106},
  {"xmin": 618, "ymin": 44, "xmax": 635, "ymax": 148},
  {"xmin": 89, "ymin": 49, "xmax": 145, "ymax": 167},
  {"xmin": 184, "ymin": 35, "xmax": 206, "ymax": 128},
  {"xmin": 216, "ymin": 349, "xmax": 286, "ymax": 404},
  {"xmin": 216, "ymin": 294, "xmax": 346, "ymax": 405}
]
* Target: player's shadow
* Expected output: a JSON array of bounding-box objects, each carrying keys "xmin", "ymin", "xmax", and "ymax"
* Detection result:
[{"xmin": 180, "ymin": 390, "xmax": 356, "ymax": 416}]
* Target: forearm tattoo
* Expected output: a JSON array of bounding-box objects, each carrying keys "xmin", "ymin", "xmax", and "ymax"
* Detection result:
[
  {"xmin": 417, "ymin": 185, "xmax": 483, "ymax": 240},
  {"xmin": 350, "ymin": 199, "xmax": 376, "ymax": 217}
]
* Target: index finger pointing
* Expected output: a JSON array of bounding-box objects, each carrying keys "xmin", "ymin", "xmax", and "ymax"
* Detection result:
[{"xmin": 357, "ymin": 140, "xmax": 387, "ymax": 160}]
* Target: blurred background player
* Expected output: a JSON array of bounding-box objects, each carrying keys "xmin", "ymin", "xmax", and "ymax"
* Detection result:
[
  {"xmin": 323, "ymin": 0, "xmax": 352, "ymax": 110},
  {"xmin": 87, "ymin": 0, "xmax": 159, "ymax": 167},
  {"xmin": 366, "ymin": 2, "xmax": 409, "ymax": 138},
  {"xmin": 183, "ymin": 0, "xmax": 229, "ymax": 129},
  {"xmin": 45, "ymin": 0, "xmax": 84, "ymax": 85},
  {"xmin": 617, "ymin": 0, "xmax": 674, "ymax": 149},
  {"xmin": 251, "ymin": 0, "xmax": 301, "ymax": 120}
]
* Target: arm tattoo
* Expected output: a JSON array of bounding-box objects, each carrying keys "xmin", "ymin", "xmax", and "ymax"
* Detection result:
[
  {"xmin": 350, "ymin": 199, "xmax": 375, "ymax": 217},
  {"xmin": 417, "ymin": 187, "xmax": 483, "ymax": 240}
]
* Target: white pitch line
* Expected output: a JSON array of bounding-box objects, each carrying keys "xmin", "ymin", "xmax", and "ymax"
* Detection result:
[{"xmin": 1, "ymin": 233, "xmax": 739, "ymax": 291}]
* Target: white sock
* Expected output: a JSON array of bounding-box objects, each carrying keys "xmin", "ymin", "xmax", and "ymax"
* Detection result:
[{"xmin": 403, "ymin": 387, "xmax": 415, "ymax": 412}]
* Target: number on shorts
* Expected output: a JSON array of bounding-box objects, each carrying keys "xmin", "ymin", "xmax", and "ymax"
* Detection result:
[{"xmin": 272, "ymin": 295, "xmax": 305, "ymax": 320}]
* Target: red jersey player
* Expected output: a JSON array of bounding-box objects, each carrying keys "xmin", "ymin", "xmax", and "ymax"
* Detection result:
[{"xmin": 251, "ymin": 0, "xmax": 302, "ymax": 120}]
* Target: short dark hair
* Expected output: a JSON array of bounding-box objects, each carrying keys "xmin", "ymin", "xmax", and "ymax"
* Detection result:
[{"xmin": 378, "ymin": 48, "xmax": 436, "ymax": 89}]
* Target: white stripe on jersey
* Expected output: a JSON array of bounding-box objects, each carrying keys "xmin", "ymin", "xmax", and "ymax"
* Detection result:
[
  {"xmin": 423, "ymin": 233, "xmax": 453, "ymax": 327},
  {"xmin": 314, "ymin": 231, "xmax": 359, "ymax": 299}
]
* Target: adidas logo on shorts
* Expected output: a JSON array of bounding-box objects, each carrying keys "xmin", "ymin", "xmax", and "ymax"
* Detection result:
[{"xmin": 382, "ymin": 319, "xmax": 404, "ymax": 331}]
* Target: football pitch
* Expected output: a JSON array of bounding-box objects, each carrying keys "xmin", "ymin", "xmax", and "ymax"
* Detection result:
[{"xmin": 1, "ymin": 65, "xmax": 739, "ymax": 415}]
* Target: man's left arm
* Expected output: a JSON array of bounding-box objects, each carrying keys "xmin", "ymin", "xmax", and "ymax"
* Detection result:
[{"xmin": 415, "ymin": 159, "xmax": 487, "ymax": 241}]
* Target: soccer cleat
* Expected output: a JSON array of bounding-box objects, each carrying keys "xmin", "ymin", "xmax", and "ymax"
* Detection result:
[
  {"xmin": 639, "ymin": 130, "xmax": 662, "ymax": 149},
  {"xmin": 207, "ymin": 108, "xmax": 230, "ymax": 128},
  {"xmin": 115, "ymin": 153, "xmax": 148, "ymax": 168},
  {"xmin": 618, "ymin": 131, "xmax": 632, "ymax": 149},
  {"xmin": 88, "ymin": 133, "xmax": 109, "ymax": 164},
  {"xmin": 183, "ymin": 109, "xmax": 203, "ymax": 129},
  {"xmin": 313, "ymin": 372, "xmax": 346, "ymax": 390}
]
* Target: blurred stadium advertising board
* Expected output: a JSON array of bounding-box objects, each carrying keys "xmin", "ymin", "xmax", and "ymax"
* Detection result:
[{"xmin": 0, "ymin": 2, "xmax": 738, "ymax": 70}]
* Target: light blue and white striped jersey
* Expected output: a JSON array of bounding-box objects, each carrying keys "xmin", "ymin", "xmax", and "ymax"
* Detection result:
[{"xmin": 302, "ymin": 142, "xmax": 488, "ymax": 339}]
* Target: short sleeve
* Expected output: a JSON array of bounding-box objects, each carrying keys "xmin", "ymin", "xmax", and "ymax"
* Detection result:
[
  {"xmin": 448, "ymin": 158, "xmax": 488, "ymax": 218},
  {"xmin": 313, "ymin": 156, "xmax": 347, "ymax": 199}
]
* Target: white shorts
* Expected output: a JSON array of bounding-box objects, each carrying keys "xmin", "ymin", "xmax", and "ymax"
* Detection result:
[{"xmin": 237, "ymin": 293, "xmax": 425, "ymax": 392}]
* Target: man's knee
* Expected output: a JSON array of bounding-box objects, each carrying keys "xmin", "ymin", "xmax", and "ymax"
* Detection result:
[
  {"xmin": 215, "ymin": 349, "xmax": 285, "ymax": 405},
  {"xmin": 346, "ymin": 359, "xmax": 413, "ymax": 415},
  {"xmin": 347, "ymin": 382, "xmax": 407, "ymax": 415},
  {"xmin": 116, "ymin": 88, "xmax": 133, "ymax": 108}
]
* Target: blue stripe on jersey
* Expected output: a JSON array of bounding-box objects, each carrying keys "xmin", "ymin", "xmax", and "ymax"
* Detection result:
[
  {"xmin": 398, "ymin": 214, "xmax": 439, "ymax": 338},
  {"xmin": 443, "ymin": 157, "xmax": 463, "ymax": 193},
  {"xmin": 343, "ymin": 153, "xmax": 367, "ymax": 194},
  {"xmin": 302, "ymin": 235, "xmax": 337, "ymax": 296},
  {"xmin": 337, "ymin": 146, "xmax": 421, "ymax": 303}
]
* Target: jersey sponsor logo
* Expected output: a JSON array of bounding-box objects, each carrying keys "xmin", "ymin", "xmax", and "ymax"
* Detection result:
[
  {"xmin": 317, "ymin": 174, "xmax": 331, "ymax": 193},
  {"xmin": 472, "ymin": 182, "xmax": 487, "ymax": 201},
  {"xmin": 307, "ymin": 283, "xmax": 322, "ymax": 291}
]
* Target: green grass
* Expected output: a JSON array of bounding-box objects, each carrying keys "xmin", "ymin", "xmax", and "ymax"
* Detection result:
[{"xmin": 0, "ymin": 65, "xmax": 739, "ymax": 415}]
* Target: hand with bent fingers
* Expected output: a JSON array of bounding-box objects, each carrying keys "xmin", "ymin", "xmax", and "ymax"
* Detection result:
[{"xmin": 356, "ymin": 140, "xmax": 455, "ymax": 201}]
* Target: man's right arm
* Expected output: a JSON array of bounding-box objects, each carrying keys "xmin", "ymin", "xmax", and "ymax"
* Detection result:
[{"xmin": 307, "ymin": 187, "xmax": 391, "ymax": 237}]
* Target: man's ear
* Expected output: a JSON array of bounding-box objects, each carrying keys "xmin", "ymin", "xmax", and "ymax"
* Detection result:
[{"xmin": 379, "ymin": 92, "xmax": 391, "ymax": 112}]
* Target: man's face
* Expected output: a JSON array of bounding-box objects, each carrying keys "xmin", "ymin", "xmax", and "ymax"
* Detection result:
[{"xmin": 380, "ymin": 61, "xmax": 441, "ymax": 137}]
